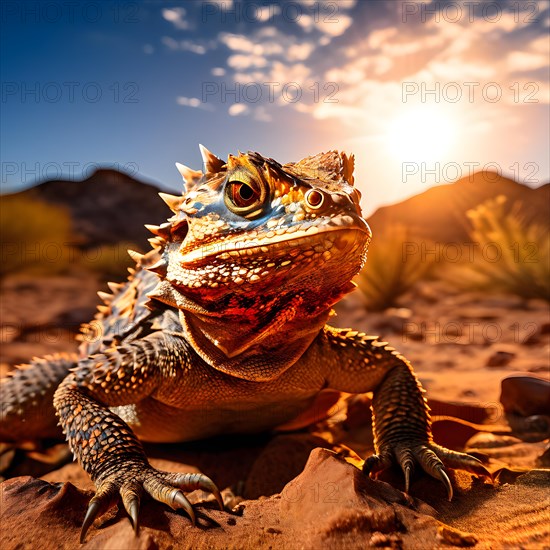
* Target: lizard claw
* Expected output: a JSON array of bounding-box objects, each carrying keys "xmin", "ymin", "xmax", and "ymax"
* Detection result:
[
  {"xmin": 80, "ymin": 468, "xmax": 222, "ymax": 542},
  {"xmin": 172, "ymin": 491, "xmax": 196, "ymax": 526},
  {"xmin": 163, "ymin": 471, "xmax": 224, "ymax": 511},
  {"xmin": 434, "ymin": 465, "xmax": 453, "ymax": 501},
  {"xmin": 80, "ymin": 497, "xmax": 104, "ymax": 544}
]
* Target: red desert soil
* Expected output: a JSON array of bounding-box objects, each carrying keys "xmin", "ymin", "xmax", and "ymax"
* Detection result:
[{"xmin": 1, "ymin": 277, "xmax": 549, "ymax": 549}]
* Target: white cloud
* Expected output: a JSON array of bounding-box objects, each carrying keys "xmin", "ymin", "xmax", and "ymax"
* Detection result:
[
  {"xmin": 143, "ymin": 44, "xmax": 154, "ymax": 55},
  {"xmin": 530, "ymin": 35, "xmax": 550, "ymax": 55},
  {"xmin": 219, "ymin": 32, "xmax": 283, "ymax": 56},
  {"xmin": 296, "ymin": 14, "xmax": 314, "ymax": 33},
  {"xmin": 228, "ymin": 104, "xmax": 248, "ymax": 116},
  {"xmin": 162, "ymin": 7, "xmax": 189, "ymax": 30},
  {"xmin": 177, "ymin": 96, "xmax": 213, "ymax": 111},
  {"xmin": 228, "ymin": 54, "xmax": 268, "ymax": 70},
  {"xmin": 255, "ymin": 4, "xmax": 280, "ymax": 22},
  {"xmin": 211, "ymin": 67, "xmax": 226, "ymax": 76},
  {"xmin": 219, "ymin": 32, "xmax": 255, "ymax": 52},
  {"xmin": 202, "ymin": 0, "xmax": 234, "ymax": 9},
  {"xmin": 161, "ymin": 37, "xmax": 211, "ymax": 54},
  {"xmin": 507, "ymin": 51, "xmax": 548, "ymax": 72},
  {"xmin": 287, "ymin": 42, "xmax": 314, "ymax": 61},
  {"xmin": 315, "ymin": 14, "xmax": 353, "ymax": 37},
  {"xmin": 162, "ymin": 36, "xmax": 179, "ymax": 50},
  {"xmin": 368, "ymin": 27, "xmax": 397, "ymax": 50},
  {"xmin": 296, "ymin": 0, "xmax": 356, "ymax": 8},
  {"xmin": 296, "ymin": 9, "xmax": 353, "ymax": 36}
]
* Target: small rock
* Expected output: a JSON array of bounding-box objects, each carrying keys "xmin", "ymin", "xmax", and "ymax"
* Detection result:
[
  {"xmin": 500, "ymin": 375, "xmax": 550, "ymax": 416},
  {"xmin": 486, "ymin": 351, "xmax": 515, "ymax": 367},
  {"xmin": 493, "ymin": 467, "xmax": 529, "ymax": 485},
  {"xmin": 369, "ymin": 531, "xmax": 403, "ymax": 548},
  {"xmin": 436, "ymin": 524, "xmax": 477, "ymax": 547}
]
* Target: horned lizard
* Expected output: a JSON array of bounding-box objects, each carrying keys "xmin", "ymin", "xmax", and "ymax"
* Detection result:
[{"xmin": 0, "ymin": 146, "xmax": 489, "ymax": 542}]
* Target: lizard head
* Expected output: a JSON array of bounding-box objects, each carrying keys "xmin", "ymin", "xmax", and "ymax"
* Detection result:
[
  {"xmin": 147, "ymin": 146, "xmax": 370, "ymax": 310},
  {"xmin": 143, "ymin": 145, "xmax": 371, "ymax": 367}
]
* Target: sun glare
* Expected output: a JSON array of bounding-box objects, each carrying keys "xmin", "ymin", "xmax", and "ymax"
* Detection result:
[{"xmin": 385, "ymin": 107, "xmax": 457, "ymax": 162}]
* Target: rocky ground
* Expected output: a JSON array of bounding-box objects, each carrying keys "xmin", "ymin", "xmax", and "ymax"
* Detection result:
[{"xmin": 1, "ymin": 275, "xmax": 549, "ymax": 549}]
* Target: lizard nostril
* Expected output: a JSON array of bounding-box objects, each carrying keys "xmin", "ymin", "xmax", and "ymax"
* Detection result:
[{"xmin": 305, "ymin": 189, "xmax": 324, "ymax": 209}]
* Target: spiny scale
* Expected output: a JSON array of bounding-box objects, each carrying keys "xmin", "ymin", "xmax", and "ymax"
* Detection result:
[
  {"xmin": 158, "ymin": 192, "xmax": 183, "ymax": 213},
  {"xmin": 146, "ymin": 259, "xmax": 168, "ymax": 277},
  {"xmin": 127, "ymin": 249, "xmax": 144, "ymax": 263},
  {"xmin": 145, "ymin": 222, "xmax": 172, "ymax": 239},
  {"xmin": 199, "ymin": 144, "xmax": 225, "ymax": 174},
  {"xmin": 175, "ymin": 162, "xmax": 203, "ymax": 186},
  {"xmin": 97, "ymin": 291, "xmax": 111, "ymax": 303},
  {"xmin": 148, "ymin": 237, "xmax": 165, "ymax": 248}
]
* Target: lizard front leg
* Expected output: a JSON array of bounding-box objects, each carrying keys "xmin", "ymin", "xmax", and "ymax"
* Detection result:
[
  {"xmin": 318, "ymin": 326, "xmax": 490, "ymax": 499},
  {"xmin": 53, "ymin": 331, "xmax": 222, "ymax": 542}
]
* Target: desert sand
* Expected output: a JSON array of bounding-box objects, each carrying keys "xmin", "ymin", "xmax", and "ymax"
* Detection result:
[{"xmin": 1, "ymin": 273, "xmax": 548, "ymax": 549}]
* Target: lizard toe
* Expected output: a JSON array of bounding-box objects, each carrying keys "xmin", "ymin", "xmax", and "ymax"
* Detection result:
[
  {"xmin": 412, "ymin": 444, "xmax": 453, "ymax": 500},
  {"xmin": 162, "ymin": 471, "xmax": 224, "ymax": 511},
  {"xmin": 431, "ymin": 443, "xmax": 492, "ymax": 480},
  {"xmin": 362, "ymin": 450, "xmax": 392, "ymax": 477},
  {"xmin": 121, "ymin": 482, "xmax": 143, "ymax": 534},
  {"xmin": 394, "ymin": 445, "xmax": 415, "ymax": 494},
  {"xmin": 143, "ymin": 472, "xmax": 198, "ymax": 524},
  {"xmin": 80, "ymin": 481, "xmax": 118, "ymax": 543}
]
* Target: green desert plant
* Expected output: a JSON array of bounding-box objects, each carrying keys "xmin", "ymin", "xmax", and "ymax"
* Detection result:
[
  {"xmin": 444, "ymin": 195, "xmax": 549, "ymax": 300},
  {"xmin": 0, "ymin": 194, "xmax": 75, "ymax": 279},
  {"xmin": 356, "ymin": 223, "xmax": 435, "ymax": 310}
]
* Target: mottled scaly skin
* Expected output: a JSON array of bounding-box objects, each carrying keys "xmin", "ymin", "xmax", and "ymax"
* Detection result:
[{"xmin": 0, "ymin": 146, "xmax": 489, "ymax": 542}]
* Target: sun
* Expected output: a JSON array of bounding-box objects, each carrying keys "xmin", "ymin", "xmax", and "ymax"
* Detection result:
[{"xmin": 385, "ymin": 106, "xmax": 457, "ymax": 162}]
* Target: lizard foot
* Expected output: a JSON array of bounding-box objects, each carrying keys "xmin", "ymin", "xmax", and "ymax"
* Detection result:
[
  {"xmin": 81, "ymin": 467, "xmax": 223, "ymax": 543},
  {"xmin": 362, "ymin": 442, "xmax": 491, "ymax": 501}
]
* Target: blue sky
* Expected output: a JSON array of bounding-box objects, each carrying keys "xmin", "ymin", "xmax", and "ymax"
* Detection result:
[{"xmin": 2, "ymin": 0, "xmax": 549, "ymax": 214}]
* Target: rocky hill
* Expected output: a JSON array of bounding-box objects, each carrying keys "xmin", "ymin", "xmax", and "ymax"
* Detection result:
[
  {"xmin": 3, "ymin": 170, "xmax": 171, "ymax": 249},
  {"xmin": 367, "ymin": 172, "xmax": 549, "ymax": 242}
]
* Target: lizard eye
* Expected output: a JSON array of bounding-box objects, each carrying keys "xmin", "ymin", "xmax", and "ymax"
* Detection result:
[
  {"xmin": 305, "ymin": 189, "xmax": 324, "ymax": 209},
  {"xmin": 224, "ymin": 179, "xmax": 267, "ymax": 217}
]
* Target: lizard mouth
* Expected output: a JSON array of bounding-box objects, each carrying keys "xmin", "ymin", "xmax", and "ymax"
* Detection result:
[{"xmin": 177, "ymin": 215, "xmax": 371, "ymax": 265}]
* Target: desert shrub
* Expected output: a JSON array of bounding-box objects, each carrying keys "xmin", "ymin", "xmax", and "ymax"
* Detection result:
[
  {"xmin": 443, "ymin": 196, "xmax": 549, "ymax": 300},
  {"xmin": 356, "ymin": 223, "xmax": 435, "ymax": 310},
  {"xmin": 77, "ymin": 242, "xmax": 138, "ymax": 281},
  {"xmin": 0, "ymin": 195, "xmax": 74, "ymax": 278}
]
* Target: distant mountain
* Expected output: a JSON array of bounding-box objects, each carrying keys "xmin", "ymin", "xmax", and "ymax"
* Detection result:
[
  {"xmin": 366, "ymin": 172, "xmax": 549, "ymax": 242},
  {"xmin": 5, "ymin": 170, "xmax": 171, "ymax": 248}
]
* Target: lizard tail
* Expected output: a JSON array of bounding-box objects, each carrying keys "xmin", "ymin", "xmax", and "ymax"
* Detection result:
[{"xmin": 0, "ymin": 353, "xmax": 77, "ymax": 442}]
